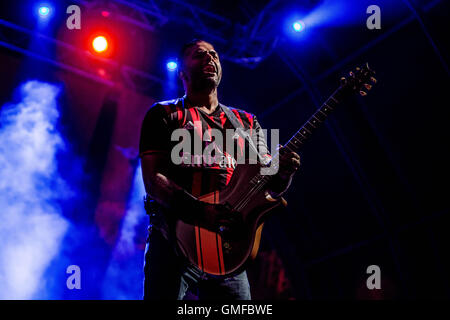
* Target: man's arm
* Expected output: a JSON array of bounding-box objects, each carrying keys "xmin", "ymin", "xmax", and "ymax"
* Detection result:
[
  {"xmin": 142, "ymin": 152, "xmax": 232, "ymax": 231},
  {"xmin": 139, "ymin": 103, "xmax": 210, "ymax": 224},
  {"xmin": 141, "ymin": 152, "xmax": 208, "ymax": 224}
]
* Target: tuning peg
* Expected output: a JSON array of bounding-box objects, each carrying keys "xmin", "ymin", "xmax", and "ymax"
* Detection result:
[
  {"xmin": 359, "ymin": 90, "xmax": 367, "ymax": 96},
  {"xmin": 364, "ymin": 83, "xmax": 372, "ymax": 90},
  {"xmin": 370, "ymin": 76, "xmax": 377, "ymax": 84},
  {"xmin": 366, "ymin": 63, "xmax": 376, "ymax": 74}
]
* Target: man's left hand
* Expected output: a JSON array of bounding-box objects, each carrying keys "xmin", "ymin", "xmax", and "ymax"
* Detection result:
[
  {"xmin": 277, "ymin": 145, "xmax": 301, "ymax": 181},
  {"xmin": 268, "ymin": 145, "xmax": 301, "ymax": 197}
]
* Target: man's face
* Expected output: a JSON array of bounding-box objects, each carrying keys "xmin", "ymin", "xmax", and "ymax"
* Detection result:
[{"xmin": 180, "ymin": 41, "xmax": 222, "ymax": 90}]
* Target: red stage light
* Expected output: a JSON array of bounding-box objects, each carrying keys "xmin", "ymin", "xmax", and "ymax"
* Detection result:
[
  {"xmin": 92, "ymin": 36, "xmax": 108, "ymax": 53},
  {"xmin": 101, "ymin": 11, "xmax": 110, "ymax": 17},
  {"xmin": 97, "ymin": 68, "xmax": 106, "ymax": 77}
]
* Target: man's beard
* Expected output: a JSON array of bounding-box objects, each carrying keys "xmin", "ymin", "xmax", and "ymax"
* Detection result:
[{"xmin": 190, "ymin": 71, "xmax": 221, "ymax": 92}]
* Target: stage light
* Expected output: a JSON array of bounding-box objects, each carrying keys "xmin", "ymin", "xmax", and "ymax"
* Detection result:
[
  {"xmin": 97, "ymin": 68, "xmax": 106, "ymax": 77},
  {"xmin": 38, "ymin": 6, "xmax": 50, "ymax": 16},
  {"xmin": 34, "ymin": 3, "xmax": 53, "ymax": 26},
  {"xmin": 92, "ymin": 36, "xmax": 108, "ymax": 53},
  {"xmin": 36, "ymin": 3, "xmax": 53, "ymax": 20},
  {"xmin": 293, "ymin": 20, "xmax": 305, "ymax": 32},
  {"xmin": 166, "ymin": 61, "xmax": 177, "ymax": 72}
]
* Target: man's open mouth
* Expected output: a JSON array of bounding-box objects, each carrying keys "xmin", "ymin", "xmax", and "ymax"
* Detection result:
[{"xmin": 203, "ymin": 65, "xmax": 216, "ymax": 73}]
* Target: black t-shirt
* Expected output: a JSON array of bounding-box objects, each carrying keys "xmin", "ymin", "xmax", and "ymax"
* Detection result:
[{"xmin": 139, "ymin": 97, "xmax": 271, "ymax": 197}]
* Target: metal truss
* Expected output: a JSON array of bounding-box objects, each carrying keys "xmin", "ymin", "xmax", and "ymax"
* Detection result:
[
  {"xmin": 156, "ymin": 0, "xmax": 283, "ymax": 68},
  {"xmin": 0, "ymin": 0, "xmax": 286, "ymax": 95},
  {"xmin": 99, "ymin": 0, "xmax": 282, "ymax": 68},
  {"xmin": 75, "ymin": 0, "xmax": 168, "ymax": 32},
  {"xmin": 76, "ymin": 0, "xmax": 283, "ymax": 68}
]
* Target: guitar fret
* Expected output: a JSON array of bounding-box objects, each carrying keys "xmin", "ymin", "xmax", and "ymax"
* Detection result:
[
  {"xmin": 292, "ymin": 135, "xmax": 302, "ymax": 143},
  {"xmin": 326, "ymin": 97, "xmax": 338, "ymax": 109},
  {"xmin": 321, "ymin": 104, "xmax": 332, "ymax": 115},
  {"xmin": 329, "ymin": 95, "xmax": 339, "ymax": 104},
  {"xmin": 305, "ymin": 121, "xmax": 315, "ymax": 131},
  {"xmin": 285, "ymin": 144, "xmax": 295, "ymax": 153},
  {"xmin": 301, "ymin": 127, "xmax": 311, "ymax": 135},
  {"xmin": 290, "ymin": 136, "xmax": 303, "ymax": 148},
  {"xmin": 310, "ymin": 115, "xmax": 321, "ymax": 126},
  {"xmin": 297, "ymin": 134, "xmax": 307, "ymax": 144},
  {"xmin": 324, "ymin": 102, "xmax": 334, "ymax": 110},
  {"xmin": 314, "ymin": 111, "xmax": 327, "ymax": 122},
  {"xmin": 298, "ymin": 128, "xmax": 307, "ymax": 140}
]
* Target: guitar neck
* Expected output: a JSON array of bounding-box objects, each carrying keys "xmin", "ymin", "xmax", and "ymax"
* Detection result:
[
  {"xmin": 283, "ymin": 86, "xmax": 346, "ymax": 153},
  {"xmin": 251, "ymin": 63, "xmax": 374, "ymax": 194}
]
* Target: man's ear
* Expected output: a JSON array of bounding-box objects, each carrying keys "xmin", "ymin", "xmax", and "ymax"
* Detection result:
[{"xmin": 178, "ymin": 70, "xmax": 185, "ymax": 81}]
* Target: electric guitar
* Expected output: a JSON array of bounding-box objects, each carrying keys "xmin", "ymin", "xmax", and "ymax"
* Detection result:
[{"xmin": 175, "ymin": 63, "xmax": 377, "ymax": 276}]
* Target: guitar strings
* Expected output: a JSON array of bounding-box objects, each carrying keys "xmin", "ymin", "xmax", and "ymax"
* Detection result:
[{"xmin": 231, "ymin": 154, "xmax": 280, "ymax": 211}]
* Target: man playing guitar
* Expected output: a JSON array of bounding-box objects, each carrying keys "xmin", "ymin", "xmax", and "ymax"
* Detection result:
[{"xmin": 139, "ymin": 39, "xmax": 300, "ymax": 300}]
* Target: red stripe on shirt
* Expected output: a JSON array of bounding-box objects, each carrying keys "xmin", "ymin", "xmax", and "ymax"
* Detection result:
[
  {"xmin": 175, "ymin": 103, "xmax": 185, "ymax": 127},
  {"xmin": 219, "ymin": 111, "xmax": 227, "ymax": 128},
  {"xmin": 232, "ymin": 109, "xmax": 245, "ymax": 157},
  {"xmin": 245, "ymin": 112, "xmax": 254, "ymax": 136}
]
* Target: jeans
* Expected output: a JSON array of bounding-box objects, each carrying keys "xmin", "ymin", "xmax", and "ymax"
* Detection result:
[{"xmin": 143, "ymin": 227, "xmax": 251, "ymax": 300}]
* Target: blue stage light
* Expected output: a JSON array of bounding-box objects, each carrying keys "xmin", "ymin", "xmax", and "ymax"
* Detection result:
[
  {"xmin": 293, "ymin": 20, "xmax": 305, "ymax": 32},
  {"xmin": 38, "ymin": 6, "xmax": 50, "ymax": 17},
  {"xmin": 166, "ymin": 61, "xmax": 177, "ymax": 72}
]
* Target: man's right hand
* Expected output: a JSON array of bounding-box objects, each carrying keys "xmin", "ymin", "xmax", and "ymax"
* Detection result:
[
  {"xmin": 141, "ymin": 152, "xmax": 244, "ymax": 236},
  {"xmin": 201, "ymin": 202, "xmax": 244, "ymax": 238}
]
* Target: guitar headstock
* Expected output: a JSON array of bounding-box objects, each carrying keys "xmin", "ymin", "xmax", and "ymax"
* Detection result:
[{"xmin": 340, "ymin": 63, "xmax": 377, "ymax": 96}]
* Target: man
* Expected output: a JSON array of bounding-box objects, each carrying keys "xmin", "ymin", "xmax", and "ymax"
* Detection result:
[{"xmin": 139, "ymin": 39, "xmax": 300, "ymax": 300}]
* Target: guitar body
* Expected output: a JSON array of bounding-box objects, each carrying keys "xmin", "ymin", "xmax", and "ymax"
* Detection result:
[{"xmin": 175, "ymin": 163, "xmax": 286, "ymax": 276}]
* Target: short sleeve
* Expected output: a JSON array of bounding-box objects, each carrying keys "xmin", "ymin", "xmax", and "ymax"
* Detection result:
[{"xmin": 139, "ymin": 104, "xmax": 171, "ymax": 157}]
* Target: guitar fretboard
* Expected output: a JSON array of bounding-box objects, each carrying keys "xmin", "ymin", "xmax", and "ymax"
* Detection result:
[
  {"xmin": 247, "ymin": 86, "xmax": 347, "ymax": 191},
  {"xmin": 284, "ymin": 87, "xmax": 344, "ymax": 153},
  {"xmin": 244, "ymin": 65, "xmax": 374, "ymax": 204}
]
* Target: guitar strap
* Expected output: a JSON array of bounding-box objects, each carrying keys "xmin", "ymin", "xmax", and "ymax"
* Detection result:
[{"xmin": 220, "ymin": 104, "xmax": 267, "ymax": 165}]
